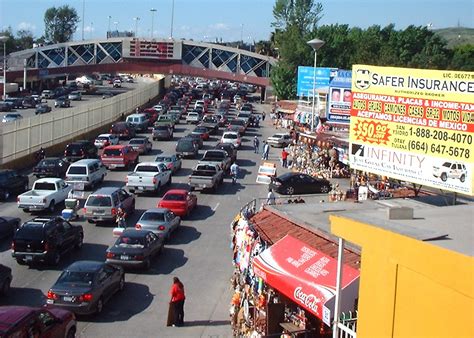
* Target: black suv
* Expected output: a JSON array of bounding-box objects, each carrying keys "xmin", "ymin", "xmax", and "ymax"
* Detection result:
[
  {"xmin": 12, "ymin": 217, "xmax": 83, "ymax": 266},
  {"xmin": 0, "ymin": 264, "xmax": 12, "ymax": 295},
  {"xmin": 33, "ymin": 157, "xmax": 69, "ymax": 178},
  {"xmin": 64, "ymin": 140, "xmax": 98, "ymax": 162},
  {"xmin": 0, "ymin": 169, "xmax": 29, "ymax": 201}
]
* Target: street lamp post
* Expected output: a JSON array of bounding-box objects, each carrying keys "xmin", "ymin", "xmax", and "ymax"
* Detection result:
[
  {"xmin": 150, "ymin": 8, "xmax": 157, "ymax": 39},
  {"xmin": 108, "ymin": 16, "xmax": 112, "ymax": 38},
  {"xmin": 114, "ymin": 21, "xmax": 119, "ymax": 32},
  {"xmin": 307, "ymin": 38, "xmax": 325, "ymax": 133},
  {"xmin": 170, "ymin": 0, "xmax": 175, "ymax": 39},
  {"xmin": 133, "ymin": 17, "xmax": 140, "ymax": 38},
  {"xmin": 0, "ymin": 35, "xmax": 7, "ymax": 100},
  {"xmin": 81, "ymin": 0, "xmax": 85, "ymax": 41}
]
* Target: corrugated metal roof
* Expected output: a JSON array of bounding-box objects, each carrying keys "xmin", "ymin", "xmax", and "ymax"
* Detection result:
[{"xmin": 250, "ymin": 208, "xmax": 361, "ymax": 270}]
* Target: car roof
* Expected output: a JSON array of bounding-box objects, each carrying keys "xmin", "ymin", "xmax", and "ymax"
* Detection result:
[
  {"xmin": 164, "ymin": 189, "xmax": 188, "ymax": 195},
  {"xmin": 0, "ymin": 306, "xmax": 37, "ymax": 332},
  {"xmin": 120, "ymin": 229, "xmax": 153, "ymax": 237},
  {"xmin": 127, "ymin": 113, "xmax": 146, "ymax": 118},
  {"xmin": 98, "ymin": 133, "xmax": 113, "ymax": 137},
  {"xmin": 103, "ymin": 144, "xmax": 127, "ymax": 149},
  {"xmin": 70, "ymin": 159, "xmax": 100, "ymax": 165},
  {"xmin": 91, "ymin": 187, "xmax": 121, "ymax": 195},
  {"xmin": 66, "ymin": 260, "xmax": 105, "ymax": 272}
]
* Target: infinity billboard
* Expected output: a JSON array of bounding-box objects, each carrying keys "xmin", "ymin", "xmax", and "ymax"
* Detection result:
[{"xmin": 349, "ymin": 65, "xmax": 474, "ymax": 195}]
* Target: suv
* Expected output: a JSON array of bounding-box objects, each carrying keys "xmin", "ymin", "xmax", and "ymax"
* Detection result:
[
  {"xmin": 84, "ymin": 187, "xmax": 135, "ymax": 224},
  {"xmin": 0, "ymin": 306, "xmax": 76, "ymax": 337},
  {"xmin": 110, "ymin": 122, "xmax": 136, "ymax": 139},
  {"xmin": 0, "ymin": 169, "xmax": 29, "ymax": 200},
  {"xmin": 65, "ymin": 159, "xmax": 107, "ymax": 190},
  {"xmin": 63, "ymin": 140, "xmax": 98, "ymax": 162},
  {"xmin": 126, "ymin": 113, "xmax": 149, "ymax": 132},
  {"xmin": 433, "ymin": 162, "xmax": 467, "ymax": 182},
  {"xmin": 0, "ymin": 264, "xmax": 12, "ymax": 295},
  {"xmin": 11, "ymin": 217, "xmax": 84, "ymax": 266}
]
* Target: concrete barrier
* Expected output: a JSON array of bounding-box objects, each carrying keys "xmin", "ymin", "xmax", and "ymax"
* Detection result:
[{"xmin": 0, "ymin": 78, "xmax": 163, "ymax": 169}]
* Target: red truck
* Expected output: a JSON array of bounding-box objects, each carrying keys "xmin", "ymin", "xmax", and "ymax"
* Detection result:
[{"xmin": 101, "ymin": 145, "xmax": 139, "ymax": 170}]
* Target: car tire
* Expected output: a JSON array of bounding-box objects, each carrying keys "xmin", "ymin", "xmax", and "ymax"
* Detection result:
[
  {"xmin": 75, "ymin": 234, "xmax": 83, "ymax": 249},
  {"xmin": 320, "ymin": 185, "xmax": 330, "ymax": 193},
  {"xmin": 167, "ymin": 176, "xmax": 172, "ymax": 186},
  {"xmin": 460, "ymin": 174, "xmax": 466, "ymax": 183},
  {"xmin": 66, "ymin": 328, "xmax": 76, "ymax": 338},
  {"xmin": 440, "ymin": 173, "xmax": 447, "ymax": 182},
  {"xmin": 96, "ymin": 298, "xmax": 104, "ymax": 314},
  {"xmin": 285, "ymin": 186, "xmax": 295, "ymax": 195},
  {"xmin": 16, "ymin": 258, "xmax": 26, "ymax": 265},
  {"xmin": 118, "ymin": 276, "xmax": 125, "ymax": 291},
  {"xmin": 23, "ymin": 182, "xmax": 29, "ymax": 192},
  {"xmin": 143, "ymin": 258, "xmax": 151, "ymax": 270},
  {"xmin": 50, "ymin": 251, "xmax": 60, "ymax": 265},
  {"xmin": 2, "ymin": 191, "xmax": 9, "ymax": 200},
  {"xmin": 1, "ymin": 278, "xmax": 11, "ymax": 295},
  {"xmin": 48, "ymin": 200, "xmax": 55, "ymax": 213}
]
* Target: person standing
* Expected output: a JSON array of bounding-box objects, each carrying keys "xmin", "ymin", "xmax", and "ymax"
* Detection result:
[
  {"xmin": 169, "ymin": 277, "xmax": 186, "ymax": 327},
  {"xmin": 262, "ymin": 111, "xmax": 266, "ymax": 121},
  {"xmin": 230, "ymin": 162, "xmax": 240, "ymax": 185},
  {"xmin": 266, "ymin": 188, "xmax": 276, "ymax": 205},
  {"xmin": 262, "ymin": 141, "xmax": 270, "ymax": 160},
  {"xmin": 281, "ymin": 148, "xmax": 289, "ymax": 168},
  {"xmin": 253, "ymin": 136, "xmax": 260, "ymax": 154}
]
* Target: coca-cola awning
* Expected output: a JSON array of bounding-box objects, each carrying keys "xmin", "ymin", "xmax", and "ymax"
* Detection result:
[{"xmin": 252, "ymin": 235, "xmax": 360, "ymax": 326}]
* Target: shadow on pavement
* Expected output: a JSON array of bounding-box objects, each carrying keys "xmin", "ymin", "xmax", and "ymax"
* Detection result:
[
  {"xmin": 182, "ymin": 319, "xmax": 230, "ymax": 327},
  {"xmin": 4, "ymin": 287, "xmax": 46, "ymax": 307},
  {"xmin": 167, "ymin": 225, "xmax": 201, "ymax": 245},
  {"xmin": 186, "ymin": 205, "xmax": 215, "ymax": 221}
]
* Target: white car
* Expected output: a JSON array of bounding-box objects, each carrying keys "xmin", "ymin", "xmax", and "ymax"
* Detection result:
[
  {"xmin": 194, "ymin": 100, "xmax": 205, "ymax": 110},
  {"xmin": 267, "ymin": 133, "xmax": 292, "ymax": 148},
  {"xmin": 186, "ymin": 112, "xmax": 201, "ymax": 124},
  {"xmin": 94, "ymin": 134, "xmax": 119, "ymax": 148},
  {"xmin": 221, "ymin": 131, "xmax": 241, "ymax": 148},
  {"xmin": 433, "ymin": 162, "xmax": 467, "ymax": 182},
  {"xmin": 75, "ymin": 75, "xmax": 93, "ymax": 85}
]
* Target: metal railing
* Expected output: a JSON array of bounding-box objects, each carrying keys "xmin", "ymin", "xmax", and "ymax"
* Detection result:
[{"xmin": 336, "ymin": 311, "xmax": 358, "ymax": 338}]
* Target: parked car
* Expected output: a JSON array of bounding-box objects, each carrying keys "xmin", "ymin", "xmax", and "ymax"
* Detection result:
[
  {"xmin": 221, "ymin": 131, "xmax": 241, "ymax": 149},
  {"xmin": 269, "ymin": 173, "xmax": 331, "ymax": 195},
  {"xmin": 12, "ymin": 216, "xmax": 83, "ymax": 265},
  {"xmin": 64, "ymin": 140, "xmax": 98, "ymax": 162},
  {"xmin": 110, "ymin": 122, "xmax": 136, "ymax": 139},
  {"xmin": 68, "ymin": 91, "xmax": 82, "ymax": 101},
  {"xmin": 0, "ymin": 306, "xmax": 77, "ymax": 337},
  {"xmin": 152, "ymin": 125, "xmax": 173, "ymax": 141},
  {"xmin": 54, "ymin": 96, "xmax": 71, "ymax": 108},
  {"xmin": 0, "ymin": 264, "xmax": 12, "ymax": 294},
  {"xmin": 84, "ymin": 187, "xmax": 135, "ymax": 224},
  {"xmin": 200, "ymin": 115, "xmax": 219, "ymax": 134},
  {"xmin": 65, "ymin": 159, "xmax": 107, "ymax": 191},
  {"xmin": 17, "ymin": 178, "xmax": 72, "ymax": 213},
  {"xmin": 0, "ymin": 216, "xmax": 21, "ymax": 239},
  {"xmin": 33, "ymin": 157, "xmax": 69, "ymax": 178},
  {"xmin": 35, "ymin": 103, "xmax": 52, "ymax": 114},
  {"xmin": 267, "ymin": 132, "xmax": 292, "ymax": 148},
  {"xmin": 186, "ymin": 112, "xmax": 201, "ymax": 124},
  {"xmin": 135, "ymin": 208, "xmax": 181, "ymax": 240},
  {"xmin": 46, "ymin": 261, "xmax": 124, "ymax": 315},
  {"xmin": 227, "ymin": 119, "xmax": 246, "ymax": 134},
  {"xmin": 154, "ymin": 154, "xmax": 182, "ymax": 174},
  {"xmin": 2, "ymin": 113, "xmax": 22, "ymax": 123},
  {"xmin": 106, "ymin": 229, "xmax": 164, "ymax": 270},
  {"xmin": 101, "ymin": 145, "xmax": 139, "ymax": 170},
  {"xmin": 0, "ymin": 169, "xmax": 29, "ymax": 200},
  {"xmin": 128, "ymin": 137, "xmax": 153, "ymax": 154},
  {"xmin": 175, "ymin": 138, "xmax": 199, "ymax": 159},
  {"xmin": 94, "ymin": 133, "xmax": 119, "ymax": 148},
  {"xmin": 158, "ymin": 189, "xmax": 197, "ymax": 218}
]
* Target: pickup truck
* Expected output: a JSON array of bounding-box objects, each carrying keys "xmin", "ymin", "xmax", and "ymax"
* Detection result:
[
  {"xmin": 17, "ymin": 178, "xmax": 71, "ymax": 213},
  {"xmin": 188, "ymin": 163, "xmax": 224, "ymax": 192},
  {"xmin": 101, "ymin": 145, "xmax": 139, "ymax": 170},
  {"xmin": 154, "ymin": 115, "xmax": 176, "ymax": 130},
  {"xmin": 126, "ymin": 162, "xmax": 172, "ymax": 194},
  {"xmin": 200, "ymin": 115, "xmax": 219, "ymax": 134},
  {"xmin": 198, "ymin": 149, "xmax": 232, "ymax": 172}
]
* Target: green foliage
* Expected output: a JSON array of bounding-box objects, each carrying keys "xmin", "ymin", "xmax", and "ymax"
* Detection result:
[
  {"xmin": 434, "ymin": 27, "xmax": 474, "ymax": 48},
  {"xmin": 44, "ymin": 5, "xmax": 79, "ymax": 43},
  {"xmin": 15, "ymin": 30, "xmax": 34, "ymax": 51},
  {"xmin": 270, "ymin": 61, "xmax": 297, "ymax": 99},
  {"xmin": 449, "ymin": 44, "xmax": 474, "ymax": 70}
]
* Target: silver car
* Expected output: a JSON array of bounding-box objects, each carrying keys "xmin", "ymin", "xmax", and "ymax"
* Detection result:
[
  {"xmin": 154, "ymin": 154, "xmax": 182, "ymax": 174},
  {"xmin": 135, "ymin": 208, "xmax": 181, "ymax": 240}
]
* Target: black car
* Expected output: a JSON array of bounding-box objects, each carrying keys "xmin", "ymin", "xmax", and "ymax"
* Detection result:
[
  {"xmin": 175, "ymin": 138, "xmax": 199, "ymax": 159},
  {"xmin": 184, "ymin": 133, "xmax": 203, "ymax": 149},
  {"xmin": 3, "ymin": 98, "xmax": 24, "ymax": 109},
  {"xmin": 46, "ymin": 261, "xmax": 125, "ymax": 315},
  {"xmin": 54, "ymin": 96, "xmax": 71, "ymax": 108},
  {"xmin": 269, "ymin": 173, "xmax": 331, "ymax": 195},
  {"xmin": 21, "ymin": 97, "xmax": 37, "ymax": 108},
  {"xmin": 12, "ymin": 216, "xmax": 84, "ymax": 266},
  {"xmin": 106, "ymin": 229, "xmax": 164, "ymax": 270},
  {"xmin": 0, "ymin": 216, "xmax": 21, "ymax": 239},
  {"xmin": 110, "ymin": 122, "xmax": 136, "ymax": 140},
  {"xmin": 0, "ymin": 264, "xmax": 12, "ymax": 294},
  {"xmin": 0, "ymin": 102, "xmax": 12, "ymax": 112},
  {"xmin": 35, "ymin": 103, "xmax": 52, "ymax": 114},
  {"xmin": 33, "ymin": 157, "xmax": 70, "ymax": 178},
  {"xmin": 64, "ymin": 140, "xmax": 98, "ymax": 162},
  {"xmin": 214, "ymin": 143, "xmax": 237, "ymax": 163},
  {"xmin": 0, "ymin": 169, "xmax": 29, "ymax": 200}
]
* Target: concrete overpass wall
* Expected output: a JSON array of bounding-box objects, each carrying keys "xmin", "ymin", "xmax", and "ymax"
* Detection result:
[{"xmin": 0, "ymin": 79, "xmax": 162, "ymax": 166}]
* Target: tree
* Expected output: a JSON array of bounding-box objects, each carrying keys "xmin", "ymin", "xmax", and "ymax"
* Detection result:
[
  {"xmin": 15, "ymin": 30, "xmax": 34, "ymax": 51},
  {"xmin": 450, "ymin": 44, "xmax": 474, "ymax": 70},
  {"xmin": 44, "ymin": 5, "xmax": 79, "ymax": 43}
]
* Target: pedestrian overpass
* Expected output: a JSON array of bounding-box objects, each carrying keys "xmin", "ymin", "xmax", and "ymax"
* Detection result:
[{"xmin": 6, "ymin": 38, "xmax": 277, "ymax": 87}]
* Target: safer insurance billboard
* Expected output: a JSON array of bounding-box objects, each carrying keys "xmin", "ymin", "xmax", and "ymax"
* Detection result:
[{"xmin": 349, "ymin": 65, "xmax": 474, "ymax": 195}]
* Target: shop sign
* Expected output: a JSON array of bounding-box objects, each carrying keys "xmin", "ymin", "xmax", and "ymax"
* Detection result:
[
  {"xmin": 328, "ymin": 70, "xmax": 352, "ymax": 124},
  {"xmin": 350, "ymin": 65, "xmax": 474, "ymax": 195},
  {"xmin": 297, "ymin": 67, "xmax": 332, "ymax": 97}
]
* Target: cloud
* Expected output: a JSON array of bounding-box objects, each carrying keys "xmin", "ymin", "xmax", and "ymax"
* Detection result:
[
  {"xmin": 208, "ymin": 23, "xmax": 230, "ymax": 31},
  {"xmin": 17, "ymin": 22, "xmax": 36, "ymax": 32},
  {"xmin": 84, "ymin": 25, "xmax": 95, "ymax": 33}
]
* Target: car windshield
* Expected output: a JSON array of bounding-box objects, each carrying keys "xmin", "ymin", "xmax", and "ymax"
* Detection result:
[
  {"xmin": 129, "ymin": 139, "xmax": 145, "ymax": 145},
  {"xmin": 86, "ymin": 196, "xmax": 112, "ymax": 207},
  {"xmin": 155, "ymin": 126, "xmax": 169, "ymax": 131},
  {"xmin": 155, "ymin": 156, "xmax": 172, "ymax": 162},
  {"xmin": 34, "ymin": 182, "xmax": 56, "ymax": 190},
  {"xmin": 224, "ymin": 134, "xmax": 237, "ymax": 139},
  {"xmin": 15, "ymin": 225, "xmax": 44, "ymax": 240},
  {"xmin": 68, "ymin": 166, "xmax": 87, "ymax": 175},
  {"xmin": 117, "ymin": 236, "xmax": 145, "ymax": 248},
  {"xmin": 66, "ymin": 144, "xmax": 84, "ymax": 151},
  {"xmin": 163, "ymin": 194, "xmax": 185, "ymax": 201},
  {"xmin": 38, "ymin": 159, "xmax": 58, "ymax": 167},
  {"xmin": 96, "ymin": 136, "xmax": 108, "ymax": 141},
  {"xmin": 103, "ymin": 148, "xmax": 122, "ymax": 156},
  {"xmin": 57, "ymin": 271, "xmax": 94, "ymax": 286},
  {"xmin": 176, "ymin": 141, "xmax": 194, "ymax": 151},
  {"xmin": 136, "ymin": 165, "xmax": 159, "ymax": 173},
  {"xmin": 141, "ymin": 212, "xmax": 166, "ymax": 222}
]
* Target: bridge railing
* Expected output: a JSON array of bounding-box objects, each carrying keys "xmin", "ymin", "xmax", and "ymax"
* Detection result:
[{"xmin": 0, "ymin": 79, "xmax": 160, "ymax": 166}]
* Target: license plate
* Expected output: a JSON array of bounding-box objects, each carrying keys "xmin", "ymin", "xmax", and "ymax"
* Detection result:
[
  {"xmin": 120, "ymin": 255, "xmax": 130, "ymax": 260},
  {"xmin": 93, "ymin": 210, "xmax": 105, "ymax": 214},
  {"xmin": 25, "ymin": 256, "xmax": 33, "ymax": 261},
  {"xmin": 138, "ymin": 187, "xmax": 144, "ymax": 191},
  {"xmin": 109, "ymin": 164, "xmax": 117, "ymax": 168},
  {"xmin": 63, "ymin": 296, "xmax": 74, "ymax": 302},
  {"xmin": 46, "ymin": 299, "xmax": 54, "ymax": 304}
]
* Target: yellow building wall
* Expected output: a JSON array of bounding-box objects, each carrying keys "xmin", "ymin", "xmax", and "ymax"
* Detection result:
[{"xmin": 330, "ymin": 215, "xmax": 474, "ymax": 338}]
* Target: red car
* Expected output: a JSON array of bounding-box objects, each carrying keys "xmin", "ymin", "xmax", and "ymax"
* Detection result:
[
  {"xmin": 192, "ymin": 126, "xmax": 210, "ymax": 141},
  {"xmin": 101, "ymin": 145, "xmax": 139, "ymax": 170},
  {"xmin": 0, "ymin": 306, "xmax": 76, "ymax": 337},
  {"xmin": 158, "ymin": 189, "xmax": 197, "ymax": 217}
]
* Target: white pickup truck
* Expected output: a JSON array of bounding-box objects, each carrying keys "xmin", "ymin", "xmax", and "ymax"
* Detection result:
[
  {"xmin": 17, "ymin": 178, "xmax": 72, "ymax": 213},
  {"xmin": 126, "ymin": 162, "xmax": 172, "ymax": 194}
]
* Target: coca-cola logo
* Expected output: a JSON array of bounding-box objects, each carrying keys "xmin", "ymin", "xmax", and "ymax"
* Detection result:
[{"xmin": 293, "ymin": 286, "xmax": 320, "ymax": 313}]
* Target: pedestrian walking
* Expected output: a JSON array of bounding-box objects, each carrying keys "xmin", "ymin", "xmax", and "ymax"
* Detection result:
[
  {"xmin": 253, "ymin": 136, "xmax": 260, "ymax": 153},
  {"xmin": 266, "ymin": 188, "xmax": 276, "ymax": 205},
  {"xmin": 169, "ymin": 277, "xmax": 186, "ymax": 327},
  {"xmin": 262, "ymin": 141, "xmax": 270, "ymax": 160},
  {"xmin": 281, "ymin": 148, "xmax": 289, "ymax": 168},
  {"xmin": 262, "ymin": 111, "xmax": 266, "ymax": 121}
]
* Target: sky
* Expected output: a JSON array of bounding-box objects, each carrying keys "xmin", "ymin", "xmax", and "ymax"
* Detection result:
[{"xmin": 0, "ymin": 0, "xmax": 472, "ymax": 42}]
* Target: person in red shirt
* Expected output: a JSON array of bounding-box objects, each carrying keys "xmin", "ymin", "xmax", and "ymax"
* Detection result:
[
  {"xmin": 170, "ymin": 277, "xmax": 186, "ymax": 326},
  {"xmin": 281, "ymin": 148, "xmax": 289, "ymax": 168}
]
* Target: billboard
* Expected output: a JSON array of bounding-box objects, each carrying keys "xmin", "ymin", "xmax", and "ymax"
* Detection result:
[
  {"xmin": 349, "ymin": 65, "xmax": 474, "ymax": 195},
  {"xmin": 297, "ymin": 66, "xmax": 332, "ymax": 97},
  {"xmin": 328, "ymin": 70, "xmax": 352, "ymax": 124}
]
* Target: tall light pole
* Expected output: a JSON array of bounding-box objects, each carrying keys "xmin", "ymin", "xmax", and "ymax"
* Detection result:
[
  {"xmin": 0, "ymin": 35, "xmax": 7, "ymax": 100},
  {"xmin": 240, "ymin": 24, "xmax": 244, "ymax": 46},
  {"xmin": 114, "ymin": 21, "xmax": 119, "ymax": 32},
  {"xmin": 81, "ymin": 0, "xmax": 85, "ymax": 40},
  {"xmin": 170, "ymin": 0, "xmax": 175, "ymax": 39},
  {"xmin": 90, "ymin": 22, "xmax": 93, "ymax": 39},
  {"xmin": 307, "ymin": 38, "xmax": 325, "ymax": 133},
  {"xmin": 133, "ymin": 17, "xmax": 140, "ymax": 38},
  {"xmin": 107, "ymin": 16, "xmax": 112, "ymax": 38},
  {"xmin": 150, "ymin": 8, "xmax": 157, "ymax": 39}
]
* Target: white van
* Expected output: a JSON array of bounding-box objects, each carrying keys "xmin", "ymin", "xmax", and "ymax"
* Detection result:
[
  {"xmin": 126, "ymin": 113, "xmax": 149, "ymax": 132},
  {"xmin": 65, "ymin": 159, "xmax": 107, "ymax": 190}
]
